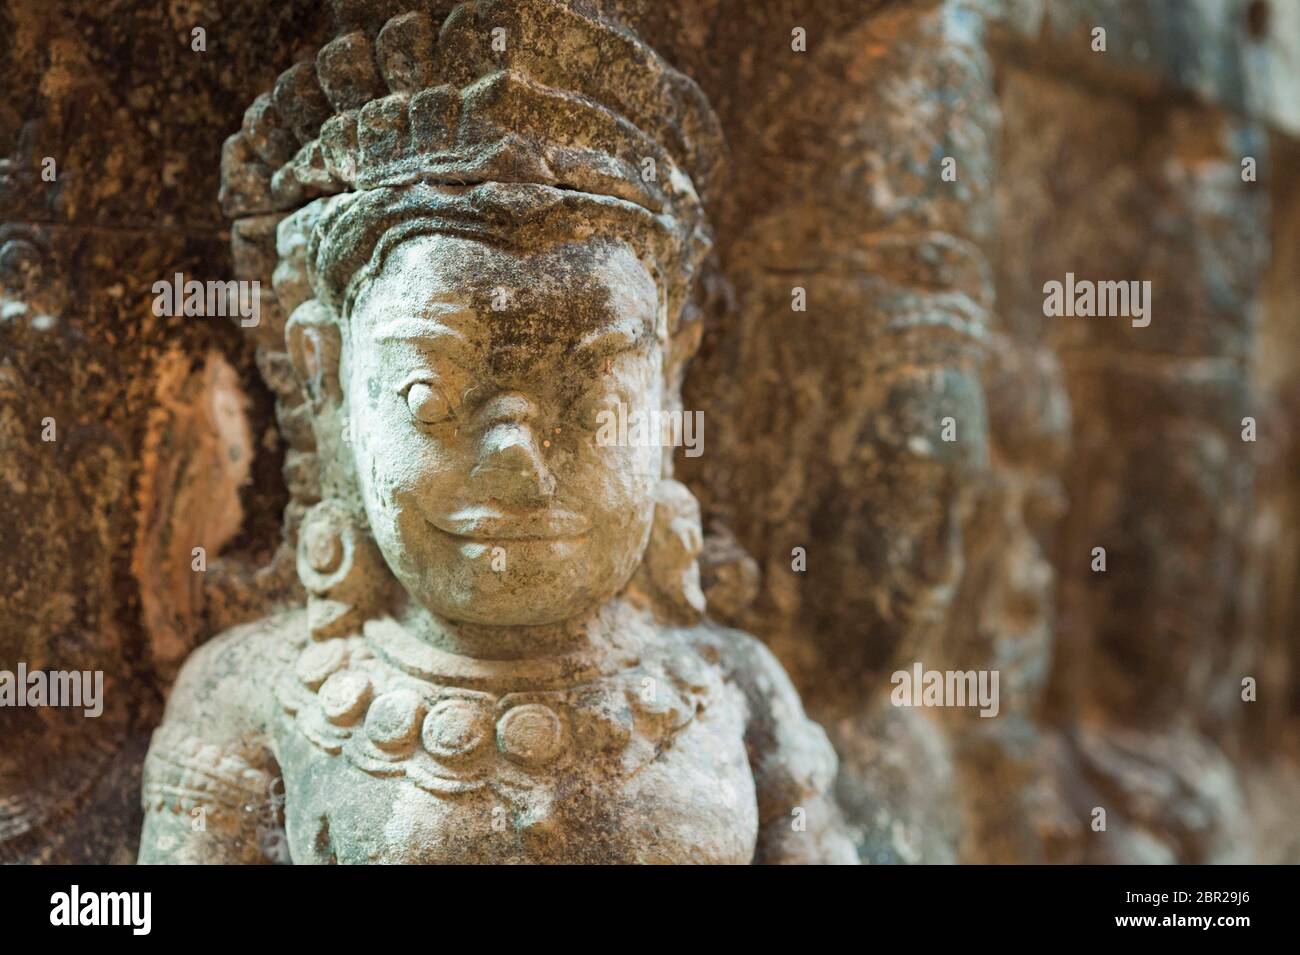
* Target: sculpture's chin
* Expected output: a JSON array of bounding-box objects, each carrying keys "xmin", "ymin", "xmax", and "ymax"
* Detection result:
[
  {"xmin": 403, "ymin": 540, "xmax": 639, "ymax": 628},
  {"xmin": 434, "ymin": 598, "xmax": 592, "ymax": 628},
  {"xmin": 421, "ymin": 583, "xmax": 608, "ymax": 627}
]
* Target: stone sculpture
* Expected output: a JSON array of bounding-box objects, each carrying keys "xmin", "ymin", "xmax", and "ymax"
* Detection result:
[{"xmin": 137, "ymin": 0, "xmax": 856, "ymax": 864}]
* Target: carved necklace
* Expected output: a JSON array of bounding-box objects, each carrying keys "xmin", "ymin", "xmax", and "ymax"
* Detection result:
[{"xmin": 275, "ymin": 616, "xmax": 717, "ymax": 814}]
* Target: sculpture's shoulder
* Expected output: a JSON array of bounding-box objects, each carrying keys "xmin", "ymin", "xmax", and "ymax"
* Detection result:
[
  {"xmin": 669, "ymin": 620, "xmax": 858, "ymax": 863},
  {"xmin": 142, "ymin": 609, "xmax": 304, "ymax": 823},
  {"xmin": 161, "ymin": 608, "xmax": 303, "ymax": 738},
  {"xmin": 675, "ymin": 621, "xmax": 838, "ymax": 812},
  {"xmin": 140, "ymin": 610, "xmax": 305, "ymax": 862}
]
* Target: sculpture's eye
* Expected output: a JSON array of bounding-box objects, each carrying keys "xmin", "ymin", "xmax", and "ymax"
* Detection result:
[
  {"xmin": 573, "ymin": 390, "xmax": 621, "ymax": 431},
  {"xmin": 404, "ymin": 381, "xmax": 452, "ymax": 424}
]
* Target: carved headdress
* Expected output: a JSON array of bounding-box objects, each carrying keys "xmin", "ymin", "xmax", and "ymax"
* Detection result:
[
  {"xmin": 223, "ymin": 0, "xmax": 723, "ymax": 316},
  {"xmin": 221, "ymin": 0, "xmax": 726, "ymax": 632}
]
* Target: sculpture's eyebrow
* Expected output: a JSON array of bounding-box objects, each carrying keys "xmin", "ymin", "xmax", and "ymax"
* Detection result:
[
  {"xmin": 372, "ymin": 317, "xmax": 479, "ymax": 366},
  {"xmin": 576, "ymin": 319, "xmax": 654, "ymax": 360}
]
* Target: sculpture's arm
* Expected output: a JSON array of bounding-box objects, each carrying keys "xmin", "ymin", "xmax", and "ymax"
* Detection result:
[
  {"xmin": 138, "ymin": 616, "xmax": 292, "ymax": 864},
  {"xmin": 693, "ymin": 625, "xmax": 859, "ymax": 864}
]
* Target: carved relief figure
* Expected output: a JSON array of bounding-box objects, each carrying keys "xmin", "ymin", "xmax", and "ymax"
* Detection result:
[{"xmin": 138, "ymin": 1, "xmax": 856, "ymax": 864}]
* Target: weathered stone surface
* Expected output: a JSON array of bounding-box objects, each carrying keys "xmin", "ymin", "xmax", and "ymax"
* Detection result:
[{"xmin": 1, "ymin": 0, "xmax": 1297, "ymax": 864}]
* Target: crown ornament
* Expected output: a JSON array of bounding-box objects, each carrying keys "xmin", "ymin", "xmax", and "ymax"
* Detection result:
[{"xmin": 221, "ymin": 1, "xmax": 724, "ymax": 227}]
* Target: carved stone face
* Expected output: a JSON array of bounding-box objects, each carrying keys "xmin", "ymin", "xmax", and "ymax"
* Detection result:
[{"xmin": 345, "ymin": 231, "xmax": 664, "ymax": 626}]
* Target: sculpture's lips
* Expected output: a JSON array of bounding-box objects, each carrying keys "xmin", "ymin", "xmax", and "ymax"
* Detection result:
[{"xmin": 428, "ymin": 505, "xmax": 590, "ymax": 541}]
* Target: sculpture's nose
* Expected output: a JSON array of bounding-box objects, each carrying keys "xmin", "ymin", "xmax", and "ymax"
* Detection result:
[{"xmin": 470, "ymin": 393, "xmax": 555, "ymax": 506}]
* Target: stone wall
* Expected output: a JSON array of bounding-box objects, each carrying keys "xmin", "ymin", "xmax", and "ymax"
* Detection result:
[{"xmin": 2, "ymin": 0, "xmax": 1297, "ymax": 863}]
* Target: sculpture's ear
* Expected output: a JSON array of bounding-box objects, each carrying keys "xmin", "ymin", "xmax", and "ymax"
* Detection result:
[
  {"xmin": 630, "ymin": 478, "xmax": 706, "ymax": 625},
  {"xmin": 286, "ymin": 299, "xmax": 342, "ymax": 409}
]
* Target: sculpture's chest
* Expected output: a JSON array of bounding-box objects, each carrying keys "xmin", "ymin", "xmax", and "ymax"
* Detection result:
[{"xmin": 270, "ymin": 636, "xmax": 759, "ymax": 863}]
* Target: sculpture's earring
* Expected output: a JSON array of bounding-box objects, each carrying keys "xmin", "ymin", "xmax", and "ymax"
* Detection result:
[
  {"xmin": 638, "ymin": 478, "xmax": 707, "ymax": 625},
  {"xmin": 296, "ymin": 499, "xmax": 388, "ymax": 640}
]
